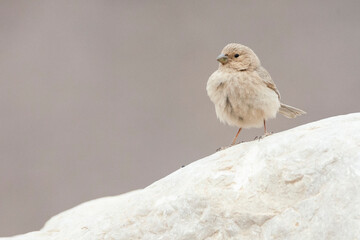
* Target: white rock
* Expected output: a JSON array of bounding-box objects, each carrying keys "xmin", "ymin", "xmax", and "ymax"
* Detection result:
[{"xmin": 2, "ymin": 113, "xmax": 360, "ymax": 240}]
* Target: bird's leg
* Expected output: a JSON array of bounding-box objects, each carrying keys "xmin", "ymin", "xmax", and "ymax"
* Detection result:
[
  {"xmin": 255, "ymin": 120, "xmax": 272, "ymax": 140},
  {"xmin": 263, "ymin": 119, "xmax": 267, "ymax": 135},
  {"xmin": 231, "ymin": 128, "xmax": 242, "ymax": 145},
  {"xmin": 262, "ymin": 120, "xmax": 273, "ymax": 137},
  {"xmin": 216, "ymin": 128, "xmax": 243, "ymax": 152}
]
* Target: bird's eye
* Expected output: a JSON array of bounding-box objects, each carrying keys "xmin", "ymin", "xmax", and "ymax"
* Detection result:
[{"xmin": 234, "ymin": 54, "xmax": 240, "ymax": 58}]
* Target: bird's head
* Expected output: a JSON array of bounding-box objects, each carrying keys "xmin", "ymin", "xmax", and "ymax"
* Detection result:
[{"xmin": 217, "ymin": 43, "xmax": 260, "ymax": 71}]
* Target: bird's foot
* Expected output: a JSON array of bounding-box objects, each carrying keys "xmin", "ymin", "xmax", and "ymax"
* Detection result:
[
  {"xmin": 254, "ymin": 132, "xmax": 273, "ymax": 141},
  {"xmin": 263, "ymin": 131, "xmax": 273, "ymax": 137},
  {"xmin": 216, "ymin": 146, "xmax": 229, "ymax": 152},
  {"xmin": 216, "ymin": 141, "xmax": 245, "ymax": 152}
]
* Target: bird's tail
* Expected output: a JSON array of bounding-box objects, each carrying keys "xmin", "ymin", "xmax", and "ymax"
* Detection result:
[{"xmin": 279, "ymin": 103, "xmax": 306, "ymax": 119}]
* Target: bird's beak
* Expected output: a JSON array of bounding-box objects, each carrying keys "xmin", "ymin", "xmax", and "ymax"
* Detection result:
[{"xmin": 217, "ymin": 54, "xmax": 228, "ymax": 64}]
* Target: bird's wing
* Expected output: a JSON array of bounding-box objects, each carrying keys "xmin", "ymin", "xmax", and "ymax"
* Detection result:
[{"xmin": 256, "ymin": 66, "xmax": 281, "ymax": 100}]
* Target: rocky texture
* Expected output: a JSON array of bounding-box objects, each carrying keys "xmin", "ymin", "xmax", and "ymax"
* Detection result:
[{"xmin": 2, "ymin": 113, "xmax": 360, "ymax": 240}]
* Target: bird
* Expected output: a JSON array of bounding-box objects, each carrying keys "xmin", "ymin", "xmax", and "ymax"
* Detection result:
[{"xmin": 207, "ymin": 43, "xmax": 306, "ymax": 145}]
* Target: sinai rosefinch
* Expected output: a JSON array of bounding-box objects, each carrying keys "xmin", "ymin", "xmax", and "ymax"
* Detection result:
[{"xmin": 207, "ymin": 43, "xmax": 306, "ymax": 145}]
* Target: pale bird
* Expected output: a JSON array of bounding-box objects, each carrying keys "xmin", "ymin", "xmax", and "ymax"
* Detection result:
[{"xmin": 207, "ymin": 43, "xmax": 306, "ymax": 145}]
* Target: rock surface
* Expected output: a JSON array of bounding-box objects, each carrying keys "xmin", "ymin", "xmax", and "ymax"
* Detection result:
[{"xmin": 2, "ymin": 113, "xmax": 360, "ymax": 240}]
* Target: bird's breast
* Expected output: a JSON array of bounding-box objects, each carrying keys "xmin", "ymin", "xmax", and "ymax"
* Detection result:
[{"xmin": 207, "ymin": 70, "xmax": 280, "ymax": 128}]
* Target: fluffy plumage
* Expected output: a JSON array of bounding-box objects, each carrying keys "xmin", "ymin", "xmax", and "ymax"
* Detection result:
[{"xmin": 207, "ymin": 43, "xmax": 305, "ymax": 144}]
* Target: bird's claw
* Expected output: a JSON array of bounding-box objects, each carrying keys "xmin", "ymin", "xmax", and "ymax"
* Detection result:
[
  {"xmin": 254, "ymin": 132, "xmax": 273, "ymax": 141},
  {"xmin": 264, "ymin": 131, "xmax": 273, "ymax": 137},
  {"xmin": 216, "ymin": 141, "xmax": 245, "ymax": 152},
  {"xmin": 216, "ymin": 146, "xmax": 229, "ymax": 152}
]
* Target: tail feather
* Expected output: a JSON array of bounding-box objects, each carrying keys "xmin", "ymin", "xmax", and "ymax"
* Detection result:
[{"xmin": 279, "ymin": 103, "xmax": 306, "ymax": 119}]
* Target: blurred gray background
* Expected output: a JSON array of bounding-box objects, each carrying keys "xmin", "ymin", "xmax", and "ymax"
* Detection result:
[{"xmin": 0, "ymin": 0, "xmax": 359, "ymax": 236}]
